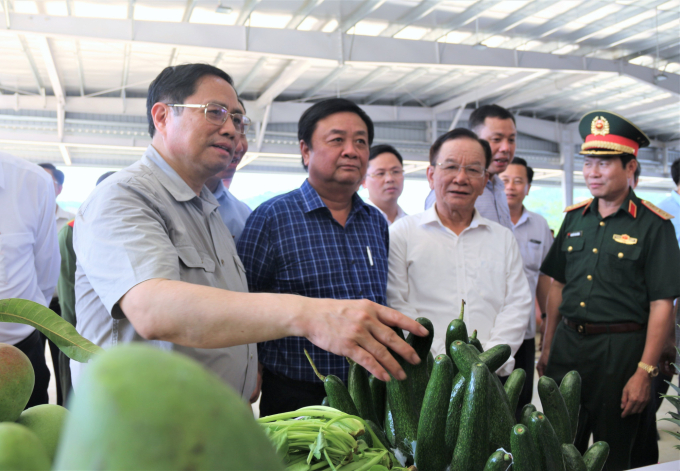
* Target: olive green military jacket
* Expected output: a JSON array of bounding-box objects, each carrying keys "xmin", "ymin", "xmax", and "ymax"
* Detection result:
[
  {"xmin": 56, "ymin": 221, "xmax": 76, "ymax": 327},
  {"xmin": 540, "ymin": 189, "xmax": 680, "ymax": 324}
]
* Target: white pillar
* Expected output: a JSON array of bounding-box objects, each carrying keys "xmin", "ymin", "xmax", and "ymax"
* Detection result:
[{"xmin": 560, "ymin": 135, "xmax": 574, "ymax": 208}]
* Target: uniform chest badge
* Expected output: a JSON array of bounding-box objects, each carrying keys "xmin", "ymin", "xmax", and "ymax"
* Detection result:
[{"xmin": 613, "ymin": 234, "xmax": 637, "ymax": 245}]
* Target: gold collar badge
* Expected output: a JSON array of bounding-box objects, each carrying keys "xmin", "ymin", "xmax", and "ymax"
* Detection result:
[
  {"xmin": 591, "ymin": 116, "xmax": 610, "ymax": 136},
  {"xmin": 613, "ymin": 234, "xmax": 637, "ymax": 245}
]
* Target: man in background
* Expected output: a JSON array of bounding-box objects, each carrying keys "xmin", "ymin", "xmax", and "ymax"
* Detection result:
[
  {"xmin": 363, "ymin": 144, "xmax": 406, "ymax": 226},
  {"xmin": 499, "ymin": 157, "xmax": 553, "ymax": 418},
  {"xmin": 38, "ymin": 163, "xmax": 75, "ymax": 233},
  {"xmin": 425, "ymin": 104, "xmax": 516, "ymax": 232},
  {"xmin": 204, "ymin": 98, "xmax": 252, "ymax": 245},
  {"xmin": 0, "ymin": 152, "xmax": 60, "ymax": 409}
]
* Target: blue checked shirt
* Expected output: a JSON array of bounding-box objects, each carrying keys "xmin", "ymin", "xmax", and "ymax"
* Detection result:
[{"xmin": 237, "ymin": 179, "xmax": 389, "ymax": 383}]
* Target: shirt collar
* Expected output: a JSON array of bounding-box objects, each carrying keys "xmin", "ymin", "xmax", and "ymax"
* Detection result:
[
  {"xmin": 365, "ymin": 198, "xmax": 405, "ymax": 219},
  {"xmin": 212, "ymin": 179, "xmax": 227, "ymax": 200},
  {"xmin": 421, "ymin": 204, "xmax": 490, "ymax": 230},
  {"xmin": 514, "ymin": 206, "xmax": 531, "ymax": 228},
  {"xmin": 672, "ymin": 190, "xmax": 680, "ymax": 206},
  {"xmin": 587, "ymin": 188, "xmax": 640, "ymax": 219},
  {"xmin": 299, "ymin": 179, "xmax": 367, "ymax": 217},
  {"xmin": 142, "ymin": 145, "xmax": 218, "ymax": 208}
]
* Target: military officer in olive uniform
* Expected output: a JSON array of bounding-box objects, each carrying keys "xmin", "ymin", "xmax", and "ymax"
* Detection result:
[{"xmin": 537, "ymin": 111, "xmax": 680, "ymax": 471}]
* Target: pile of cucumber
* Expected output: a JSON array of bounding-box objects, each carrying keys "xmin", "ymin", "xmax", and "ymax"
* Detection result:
[{"xmin": 300, "ymin": 303, "xmax": 610, "ymax": 471}]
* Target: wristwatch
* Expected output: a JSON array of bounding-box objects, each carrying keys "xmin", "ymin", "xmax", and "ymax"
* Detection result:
[{"xmin": 638, "ymin": 361, "xmax": 659, "ymax": 377}]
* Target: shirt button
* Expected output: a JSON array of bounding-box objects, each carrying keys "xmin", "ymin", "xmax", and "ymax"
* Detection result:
[
  {"xmin": 587, "ymin": 275, "xmax": 592, "ymax": 281},
  {"xmin": 568, "ymin": 246, "xmax": 573, "ymax": 252},
  {"xmin": 580, "ymin": 302, "xmax": 586, "ymax": 308},
  {"xmin": 221, "ymin": 259, "xmax": 225, "ymax": 265},
  {"xmin": 592, "ymin": 248, "xmax": 598, "ymax": 254},
  {"xmin": 618, "ymin": 252, "xmax": 624, "ymax": 259},
  {"xmin": 600, "ymin": 221, "xmax": 605, "ymax": 227}
]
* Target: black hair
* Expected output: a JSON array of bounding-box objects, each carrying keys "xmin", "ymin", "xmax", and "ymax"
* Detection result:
[
  {"xmin": 510, "ymin": 157, "xmax": 534, "ymax": 185},
  {"xmin": 633, "ymin": 159, "xmax": 641, "ymax": 184},
  {"xmin": 369, "ymin": 144, "xmax": 403, "ymax": 165},
  {"xmin": 670, "ymin": 158, "xmax": 679, "ymax": 186},
  {"xmin": 237, "ymin": 97, "xmax": 246, "ymax": 113},
  {"xmin": 468, "ymin": 104, "xmax": 516, "ymax": 133},
  {"xmin": 429, "ymin": 128, "xmax": 492, "ymax": 168},
  {"xmin": 38, "ymin": 163, "xmax": 64, "ymax": 185},
  {"xmin": 146, "ymin": 64, "xmax": 234, "ymax": 138},
  {"xmin": 96, "ymin": 171, "xmax": 116, "ymax": 186},
  {"xmin": 298, "ymin": 98, "xmax": 374, "ymax": 170}
]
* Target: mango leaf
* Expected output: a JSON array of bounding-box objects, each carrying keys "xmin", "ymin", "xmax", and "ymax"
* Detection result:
[{"xmin": 0, "ymin": 298, "xmax": 103, "ymax": 362}]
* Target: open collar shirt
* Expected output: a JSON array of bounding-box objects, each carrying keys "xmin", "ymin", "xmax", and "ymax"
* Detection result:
[
  {"xmin": 365, "ymin": 198, "xmax": 407, "ymax": 226},
  {"xmin": 512, "ymin": 207, "xmax": 554, "ymax": 339},
  {"xmin": 72, "ymin": 145, "xmax": 257, "ymax": 400},
  {"xmin": 212, "ymin": 180, "xmax": 252, "ymax": 245},
  {"xmin": 0, "ymin": 152, "xmax": 60, "ymax": 344},
  {"xmin": 386, "ymin": 205, "xmax": 532, "ymax": 376},
  {"xmin": 237, "ymin": 179, "xmax": 389, "ymax": 383}
]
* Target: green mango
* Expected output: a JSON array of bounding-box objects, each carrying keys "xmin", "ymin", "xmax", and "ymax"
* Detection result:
[
  {"xmin": 0, "ymin": 422, "xmax": 50, "ymax": 471},
  {"xmin": 16, "ymin": 404, "xmax": 68, "ymax": 463},
  {"xmin": 0, "ymin": 343, "xmax": 34, "ymax": 422},
  {"xmin": 54, "ymin": 344, "xmax": 283, "ymax": 470}
]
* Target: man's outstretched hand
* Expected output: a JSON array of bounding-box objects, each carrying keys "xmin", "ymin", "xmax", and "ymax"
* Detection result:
[{"xmin": 296, "ymin": 298, "xmax": 429, "ymax": 382}]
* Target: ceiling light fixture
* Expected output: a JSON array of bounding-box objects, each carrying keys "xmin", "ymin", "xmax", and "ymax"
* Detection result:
[
  {"xmin": 216, "ymin": 2, "xmax": 232, "ymax": 14},
  {"xmin": 473, "ymin": 44, "xmax": 487, "ymax": 50}
]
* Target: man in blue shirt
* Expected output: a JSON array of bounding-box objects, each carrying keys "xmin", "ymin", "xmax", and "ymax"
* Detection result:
[
  {"xmin": 238, "ymin": 98, "xmax": 389, "ymax": 416},
  {"xmin": 205, "ymin": 98, "xmax": 252, "ymax": 244}
]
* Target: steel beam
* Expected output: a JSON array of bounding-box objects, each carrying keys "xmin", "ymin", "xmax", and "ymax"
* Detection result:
[
  {"xmin": 343, "ymin": 66, "xmax": 391, "ymax": 94},
  {"xmin": 364, "ymin": 68, "xmax": 428, "ymax": 104},
  {"xmin": 254, "ymin": 60, "xmax": 311, "ymax": 108},
  {"xmin": 301, "ymin": 64, "xmax": 349, "ymax": 100},
  {"xmin": 286, "ymin": 0, "xmax": 325, "ymax": 30},
  {"xmin": 379, "ymin": 0, "xmax": 444, "ymax": 38},
  {"xmin": 497, "ymin": 74, "xmax": 593, "ymax": 109},
  {"xmin": 395, "ymin": 72, "xmax": 461, "ymax": 105},
  {"xmin": 338, "ymin": 0, "xmax": 387, "ymax": 33},
  {"xmin": 235, "ymin": 0, "xmax": 262, "ymax": 26},
  {"xmin": 17, "ymin": 35, "xmax": 44, "ymax": 92},
  {"xmin": 422, "ymin": 0, "xmax": 503, "ymax": 42},
  {"xmin": 236, "ymin": 57, "xmax": 267, "ymax": 94}
]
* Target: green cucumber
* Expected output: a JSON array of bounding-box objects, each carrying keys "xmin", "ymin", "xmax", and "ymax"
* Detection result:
[
  {"xmin": 510, "ymin": 423, "xmax": 540, "ymax": 471},
  {"xmin": 427, "ymin": 351, "xmax": 434, "ymax": 377},
  {"xmin": 538, "ymin": 376, "xmax": 572, "ymax": 445},
  {"xmin": 479, "ymin": 344, "xmax": 512, "ymax": 373},
  {"xmin": 385, "ymin": 329, "xmax": 417, "ymax": 462},
  {"xmin": 450, "ymin": 339, "xmax": 514, "ymax": 452},
  {"xmin": 444, "ymin": 373, "xmax": 467, "ymax": 460},
  {"xmin": 520, "ymin": 404, "xmax": 536, "ymax": 427},
  {"xmin": 450, "ymin": 362, "xmax": 490, "ymax": 471},
  {"xmin": 304, "ymin": 349, "xmax": 359, "ymax": 416},
  {"xmin": 559, "ymin": 371, "xmax": 582, "ymax": 444},
  {"xmin": 446, "ymin": 300, "xmax": 468, "ymax": 362},
  {"xmin": 405, "ymin": 317, "xmax": 435, "ymax": 420},
  {"xmin": 348, "ymin": 361, "xmax": 380, "ymax": 425},
  {"xmin": 384, "ymin": 400, "xmax": 395, "ymax": 448},
  {"xmin": 366, "ymin": 420, "xmax": 390, "ymax": 449},
  {"xmin": 561, "ymin": 443, "xmax": 587, "ymax": 471},
  {"xmin": 369, "ymin": 374, "xmax": 386, "ymax": 426},
  {"xmin": 415, "ymin": 354, "xmax": 454, "ymax": 471},
  {"xmin": 527, "ymin": 411, "xmax": 565, "ymax": 471},
  {"xmin": 321, "ymin": 396, "xmax": 329, "ymax": 407},
  {"xmin": 504, "ymin": 368, "xmax": 527, "ymax": 413},
  {"xmin": 469, "ymin": 330, "xmax": 484, "ymax": 353},
  {"xmin": 483, "ymin": 450, "xmax": 512, "ymax": 471},
  {"xmin": 582, "ymin": 441, "xmax": 609, "ymax": 471}
]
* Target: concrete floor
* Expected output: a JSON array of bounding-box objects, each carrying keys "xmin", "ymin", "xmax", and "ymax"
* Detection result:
[{"xmin": 46, "ymin": 345, "xmax": 680, "ymax": 466}]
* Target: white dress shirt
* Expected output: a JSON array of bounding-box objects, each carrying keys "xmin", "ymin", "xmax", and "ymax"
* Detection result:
[
  {"xmin": 424, "ymin": 174, "xmax": 513, "ymax": 232},
  {"xmin": 0, "ymin": 152, "xmax": 60, "ymax": 344},
  {"xmin": 387, "ymin": 205, "xmax": 532, "ymax": 376},
  {"xmin": 512, "ymin": 207, "xmax": 553, "ymax": 339},
  {"xmin": 365, "ymin": 198, "xmax": 407, "ymax": 226}
]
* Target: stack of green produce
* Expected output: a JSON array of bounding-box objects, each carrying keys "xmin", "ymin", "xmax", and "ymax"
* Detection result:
[{"xmin": 257, "ymin": 301, "xmax": 611, "ymax": 471}]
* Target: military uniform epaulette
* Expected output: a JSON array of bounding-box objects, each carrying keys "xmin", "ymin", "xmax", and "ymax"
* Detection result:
[
  {"xmin": 564, "ymin": 199, "xmax": 593, "ymax": 213},
  {"xmin": 641, "ymin": 200, "xmax": 674, "ymax": 220}
]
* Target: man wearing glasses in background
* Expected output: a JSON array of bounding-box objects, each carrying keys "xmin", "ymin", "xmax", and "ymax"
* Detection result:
[
  {"xmin": 387, "ymin": 129, "xmax": 531, "ymax": 378},
  {"xmin": 362, "ymin": 144, "xmax": 407, "ymax": 226},
  {"xmin": 72, "ymin": 64, "xmax": 429, "ymax": 402}
]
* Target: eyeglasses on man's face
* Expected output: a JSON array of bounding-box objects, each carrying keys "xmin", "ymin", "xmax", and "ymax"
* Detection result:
[
  {"xmin": 435, "ymin": 161, "xmax": 486, "ymax": 179},
  {"xmin": 166, "ymin": 103, "xmax": 251, "ymax": 134},
  {"xmin": 366, "ymin": 169, "xmax": 405, "ymax": 179}
]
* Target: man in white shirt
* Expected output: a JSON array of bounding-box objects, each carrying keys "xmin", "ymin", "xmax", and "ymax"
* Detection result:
[
  {"xmin": 499, "ymin": 157, "xmax": 553, "ymax": 415},
  {"xmin": 363, "ymin": 144, "xmax": 407, "ymax": 226},
  {"xmin": 0, "ymin": 152, "xmax": 60, "ymax": 408},
  {"xmin": 388, "ymin": 129, "xmax": 532, "ymax": 377},
  {"xmin": 38, "ymin": 163, "xmax": 76, "ymax": 233},
  {"xmin": 424, "ymin": 105, "xmax": 515, "ymax": 232}
]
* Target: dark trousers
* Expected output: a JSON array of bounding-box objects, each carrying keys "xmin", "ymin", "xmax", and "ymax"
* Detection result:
[
  {"xmin": 41, "ymin": 297, "xmax": 64, "ymax": 406},
  {"xmin": 629, "ymin": 370, "xmax": 671, "ymax": 468},
  {"xmin": 546, "ymin": 322, "xmax": 646, "ymax": 471},
  {"xmin": 14, "ymin": 329, "xmax": 50, "ymax": 409},
  {"xmin": 513, "ymin": 337, "xmax": 536, "ymax": 421},
  {"xmin": 259, "ymin": 368, "xmax": 326, "ymax": 418}
]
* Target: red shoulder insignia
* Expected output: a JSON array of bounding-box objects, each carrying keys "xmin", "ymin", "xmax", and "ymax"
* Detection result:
[
  {"xmin": 67, "ymin": 219, "xmax": 75, "ymax": 228},
  {"xmin": 564, "ymin": 198, "xmax": 592, "ymax": 213},
  {"xmin": 628, "ymin": 200, "xmax": 637, "ymax": 219},
  {"xmin": 641, "ymin": 200, "xmax": 673, "ymax": 220}
]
